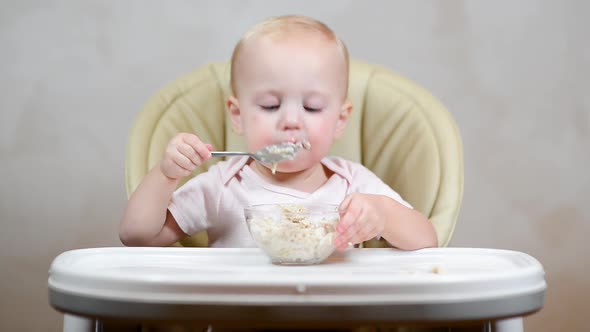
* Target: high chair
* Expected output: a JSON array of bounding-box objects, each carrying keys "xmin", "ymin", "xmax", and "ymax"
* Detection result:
[
  {"xmin": 60, "ymin": 63, "xmax": 538, "ymax": 331},
  {"xmin": 125, "ymin": 59, "xmax": 464, "ymax": 248}
]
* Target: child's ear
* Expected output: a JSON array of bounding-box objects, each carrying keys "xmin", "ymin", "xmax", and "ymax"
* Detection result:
[
  {"xmin": 226, "ymin": 96, "xmax": 243, "ymax": 135},
  {"xmin": 334, "ymin": 100, "xmax": 353, "ymax": 138}
]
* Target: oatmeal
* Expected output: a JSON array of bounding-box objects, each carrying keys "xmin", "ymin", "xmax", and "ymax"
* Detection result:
[
  {"xmin": 246, "ymin": 204, "xmax": 338, "ymax": 264},
  {"xmin": 267, "ymin": 140, "xmax": 312, "ymax": 175}
]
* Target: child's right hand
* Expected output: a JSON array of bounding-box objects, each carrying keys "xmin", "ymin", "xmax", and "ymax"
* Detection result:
[{"xmin": 160, "ymin": 133, "xmax": 213, "ymax": 179}]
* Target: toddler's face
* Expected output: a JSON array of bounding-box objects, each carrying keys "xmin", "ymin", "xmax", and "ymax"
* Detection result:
[{"xmin": 229, "ymin": 33, "xmax": 350, "ymax": 173}]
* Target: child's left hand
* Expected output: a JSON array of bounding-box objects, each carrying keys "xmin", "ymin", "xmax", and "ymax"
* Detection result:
[{"xmin": 335, "ymin": 193, "xmax": 387, "ymax": 251}]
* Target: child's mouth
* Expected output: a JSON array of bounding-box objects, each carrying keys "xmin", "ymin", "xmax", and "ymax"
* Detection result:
[
  {"xmin": 285, "ymin": 138, "xmax": 312, "ymax": 150},
  {"xmin": 264, "ymin": 139, "xmax": 311, "ymax": 175}
]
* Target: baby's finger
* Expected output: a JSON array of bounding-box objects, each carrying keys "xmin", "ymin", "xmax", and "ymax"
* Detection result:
[
  {"xmin": 351, "ymin": 220, "xmax": 377, "ymax": 244},
  {"xmin": 183, "ymin": 135, "xmax": 212, "ymax": 160},
  {"xmin": 337, "ymin": 199, "xmax": 361, "ymax": 233},
  {"xmin": 173, "ymin": 152, "xmax": 196, "ymax": 172},
  {"xmin": 178, "ymin": 143, "xmax": 202, "ymax": 166},
  {"xmin": 338, "ymin": 194, "xmax": 354, "ymax": 216},
  {"xmin": 194, "ymin": 143, "xmax": 212, "ymax": 161},
  {"xmin": 180, "ymin": 133, "xmax": 201, "ymax": 146},
  {"xmin": 335, "ymin": 234, "xmax": 356, "ymax": 251},
  {"xmin": 340, "ymin": 220, "xmax": 367, "ymax": 246},
  {"xmin": 334, "ymin": 236, "xmax": 350, "ymax": 251},
  {"xmin": 335, "ymin": 217, "xmax": 359, "ymax": 248},
  {"xmin": 161, "ymin": 158, "xmax": 191, "ymax": 179}
]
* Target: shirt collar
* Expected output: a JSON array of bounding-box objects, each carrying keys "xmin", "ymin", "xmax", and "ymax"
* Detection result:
[
  {"xmin": 220, "ymin": 155, "xmax": 353, "ymax": 185},
  {"xmin": 220, "ymin": 156, "xmax": 251, "ymax": 184}
]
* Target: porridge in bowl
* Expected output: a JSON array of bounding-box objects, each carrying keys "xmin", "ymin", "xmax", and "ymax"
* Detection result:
[{"xmin": 244, "ymin": 204, "xmax": 340, "ymax": 265}]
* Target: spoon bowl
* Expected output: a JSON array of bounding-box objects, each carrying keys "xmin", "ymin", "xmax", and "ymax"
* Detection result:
[{"xmin": 211, "ymin": 142, "xmax": 308, "ymax": 164}]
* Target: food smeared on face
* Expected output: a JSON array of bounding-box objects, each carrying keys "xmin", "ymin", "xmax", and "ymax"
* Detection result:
[{"xmin": 268, "ymin": 140, "xmax": 311, "ymax": 175}]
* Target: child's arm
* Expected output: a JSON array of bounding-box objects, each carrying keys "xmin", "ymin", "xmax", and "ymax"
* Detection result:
[
  {"xmin": 335, "ymin": 193, "xmax": 437, "ymax": 251},
  {"xmin": 119, "ymin": 133, "xmax": 212, "ymax": 247}
]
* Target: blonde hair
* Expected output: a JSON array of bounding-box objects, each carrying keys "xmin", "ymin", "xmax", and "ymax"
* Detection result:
[{"xmin": 229, "ymin": 15, "xmax": 349, "ymax": 95}]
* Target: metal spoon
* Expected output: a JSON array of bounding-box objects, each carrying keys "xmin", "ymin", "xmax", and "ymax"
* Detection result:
[{"xmin": 211, "ymin": 142, "xmax": 306, "ymax": 164}]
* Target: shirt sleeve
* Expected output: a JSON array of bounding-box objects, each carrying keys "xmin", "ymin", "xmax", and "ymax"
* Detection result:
[
  {"xmin": 168, "ymin": 167, "xmax": 221, "ymax": 236},
  {"xmin": 349, "ymin": 163, "xmax": 413, "ymax": 209}
]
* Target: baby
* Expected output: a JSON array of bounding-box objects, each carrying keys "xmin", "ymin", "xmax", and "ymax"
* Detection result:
[{"xmin": 119, "ymin": 15, "xmax": 437, "ymax": 251}]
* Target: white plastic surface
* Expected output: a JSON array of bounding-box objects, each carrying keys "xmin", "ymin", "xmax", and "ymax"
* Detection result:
[
  {"xmin": 63, "ymin": 314, "xmax": 94, "ymax": 332},
  {"xmin": 48, "ymin": 247, "xmax": 546, "ymax": 305}
]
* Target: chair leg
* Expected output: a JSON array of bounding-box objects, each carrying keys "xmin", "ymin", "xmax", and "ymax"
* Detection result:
[
  {"xmin": 491, "ymin": 318, "xmax": 523, "ymax": 332},
  {"xmin": 63, "ymin": 314, "xmax": 95, "ymax": 332}
]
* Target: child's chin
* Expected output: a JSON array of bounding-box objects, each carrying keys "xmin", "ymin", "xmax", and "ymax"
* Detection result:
[{"xmin": 272, "ymin": 161, "xmax": 310, "ymax": 173}]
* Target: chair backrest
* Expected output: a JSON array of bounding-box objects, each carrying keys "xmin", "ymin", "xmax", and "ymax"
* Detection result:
[{"xmin": 125, "ymin": 60, "xmax": 464, "ymax": 247}]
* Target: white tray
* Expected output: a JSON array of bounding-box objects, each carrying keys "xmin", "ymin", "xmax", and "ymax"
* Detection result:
[{"xmin": 49, "ymin": 247, "xmax": 545, "ymax": 305}]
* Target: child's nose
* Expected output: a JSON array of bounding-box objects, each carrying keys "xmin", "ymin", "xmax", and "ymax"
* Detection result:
[{"xmin": 278, "ymin": 106, "xmax": 302, "ymax": 130}]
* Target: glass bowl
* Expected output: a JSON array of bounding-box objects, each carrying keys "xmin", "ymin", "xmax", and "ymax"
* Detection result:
[{"xmin": 244, "ymin": 203, "xmax": 340, "ymax": 265}]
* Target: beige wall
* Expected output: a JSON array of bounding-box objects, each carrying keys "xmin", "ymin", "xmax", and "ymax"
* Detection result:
[{"xmin": 1, "ymin": 0, "xmax": 587, "ymax": 330}]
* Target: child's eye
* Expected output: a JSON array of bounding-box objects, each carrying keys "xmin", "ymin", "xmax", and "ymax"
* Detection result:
[
  {"xmin": 304, "ymin": 106, "xmax": 322, "ymax": 112},
  {"xmin": 260, "ymin": 105, "xmax": 279, "ymax": 111}
]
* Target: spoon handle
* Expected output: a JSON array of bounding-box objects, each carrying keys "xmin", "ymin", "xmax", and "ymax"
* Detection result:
[{"xmin": 211, "ymin": 151, "xmax": 250, "ymax": 157}]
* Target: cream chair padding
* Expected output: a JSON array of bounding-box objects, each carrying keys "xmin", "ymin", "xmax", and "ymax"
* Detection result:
[{"xmin": 125, "ymin": 60, "xmax": 464, "ymax": 247}]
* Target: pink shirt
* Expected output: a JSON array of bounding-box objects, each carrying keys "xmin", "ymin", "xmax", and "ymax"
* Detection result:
[{"xmin": 168, "ymin": 156, "xmax": 411, "ymax": 247}]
